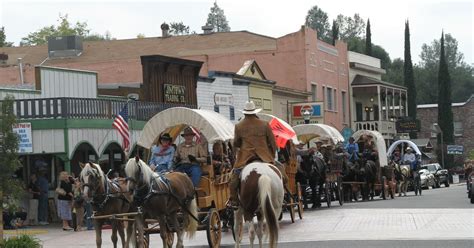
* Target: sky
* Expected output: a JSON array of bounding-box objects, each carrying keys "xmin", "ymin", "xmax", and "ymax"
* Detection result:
[{"xmin": 0, "ymin": 0, "xmax": 472, "ymax": 64}]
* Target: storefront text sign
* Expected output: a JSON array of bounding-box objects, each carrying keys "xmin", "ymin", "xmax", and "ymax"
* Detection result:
[
  {"xmin": 12, "ymin": 122, "xmax": 33, "ymax": 153},
  {"xmin": 164, "ymin": 84, "xmax": 186, "ymax": 103},
  {"xmin": 214, "ymin": 93, "xmax": 234, "ymax": 106}
]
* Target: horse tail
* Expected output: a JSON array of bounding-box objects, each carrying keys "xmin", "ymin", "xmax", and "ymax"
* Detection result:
[
  {"xmin": 258, "ymin": 175, "xmax": 278, "ymax": 248},
  {"xmin": 185, "ymin": 198, "xmax": 198, "ymax": 238}
]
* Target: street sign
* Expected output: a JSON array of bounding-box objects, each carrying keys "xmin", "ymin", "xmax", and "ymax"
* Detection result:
[
  {"xmin": 447, "ymin": 145, "xmax": 463, "ymax": 155},
  {"xmin": 396, "ymin": 119, "xmax": 420, "ymax": 132},
  {"xmin": 290, "ymin": 101, "xmax": 324, "ymax": 125}
]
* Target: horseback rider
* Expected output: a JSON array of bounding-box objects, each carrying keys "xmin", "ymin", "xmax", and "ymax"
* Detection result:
[{"xmin": 229, "ymin": 101, "xmax": 278, "ymax": 208}]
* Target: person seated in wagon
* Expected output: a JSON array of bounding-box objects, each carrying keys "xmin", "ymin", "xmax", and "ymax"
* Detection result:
[
  {"xmin": 362, "ymin": 138, "xmax": 378, "ymax": 163},
  {"xmin": 148, "ymin": 133, "xmax": 175, "ymax": 173},
  {"xmin": 173, "ymin": 126, "xmax": 207, "ymax": 187},
  {"xmin": 402, "ymin": 147, "xmax": 419, "ymax": 173}
]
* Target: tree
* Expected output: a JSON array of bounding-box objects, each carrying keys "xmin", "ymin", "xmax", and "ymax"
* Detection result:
[
  {"xmin": 417, "ymin": 33, "xmax": 474, "ymax": 104},
  {"xmin": 205, "ymin": 2, "xmax": 230, "ymax": 32},
  {"xmin": 305, "ymin": 5, "xmax": 330, "ymax": 42},
  {"xmin": 404, "ymin": 20, "xmax": 417, "ymax": 138},
  {"xmin": 169, "ymin": 22, "xmax": 191, "ymax": 36},
  {"xmin": 0, "ymin": 95, "xmax": 20, "ymax": 240},
  {"xmin": 437, "ymin": 32, "xmax": 455, "ymax": 168},
  {"xmin": 20, "ymin": 14, "xmax": 112, "ymax": 46},
  {"xmin": 383, "ymin": 58, "xmax": 404, "ymax": 85},
  {"xmin": 331, "ymin": 20, "xmax": 339, "ymax": 46},
  {"xmin": 0, "ymin": 27, "xmax": 13, "ymax": 47},
  {"xmin": 335, "ymin": 13, "xmax": 366, "ymax": 41},
  {"xmin": 136, "ymin": 33, "xmax": 146, "ymax": 39},
  {"xmin": 365, "ymin": 19, "xmax": 372, "ymax": 56}
]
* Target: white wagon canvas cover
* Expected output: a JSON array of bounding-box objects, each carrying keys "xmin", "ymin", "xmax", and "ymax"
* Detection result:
[
  {"xmin": 387, "ymin": 140, "xmax": 422, "ymax": 157},
  {"xmin": 293, "ymin": 124, "xmax": 345, "ymax": 145},
  {"xmin": 138, "ymin": 107, "xmax": 234, "ymax": 149},
  {"xmin": 352, "ymin": 130, "xmax": 388, "ymax": 167}
]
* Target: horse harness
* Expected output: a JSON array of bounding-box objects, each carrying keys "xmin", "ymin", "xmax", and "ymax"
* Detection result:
[{"xmin": 82, "ymin": 171, "xmax": 130, "ymax": 212}]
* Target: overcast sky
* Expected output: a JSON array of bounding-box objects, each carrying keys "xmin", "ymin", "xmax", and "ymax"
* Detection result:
[{"xmin": 1, "ymin": 0, "xmax": 472, "ymax": 64}]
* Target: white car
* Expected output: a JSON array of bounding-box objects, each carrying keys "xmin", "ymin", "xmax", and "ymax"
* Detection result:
[{"xmin": 419, "ymin": 169, "xmax": 436, "ymax": 189}]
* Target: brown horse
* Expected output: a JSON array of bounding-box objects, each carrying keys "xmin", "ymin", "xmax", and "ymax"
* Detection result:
[
  {"xmin": 124, "ymin": 157, "xmax": 198, "ymax": 248},
  {"xmin": 234, "ymin": 162, "xmax": 284, "ymax": 248},
  {"xmin": 79, "ymin": 162, "xmax": 134, "ymax": 248}
]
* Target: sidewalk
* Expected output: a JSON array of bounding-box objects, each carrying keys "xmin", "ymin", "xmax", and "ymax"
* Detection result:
[{"xmin": 7, "ymin": 208, "xmax": 473, "ymax": 247}]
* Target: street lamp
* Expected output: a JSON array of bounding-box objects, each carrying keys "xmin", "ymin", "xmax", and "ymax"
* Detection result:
[
  {"xmin": 433, "ymin": 123, "xmax": 445, "ymax": 169},
  {"xmin": 303, "ymin": 110, "xmax": 311, "ymax": 124}
]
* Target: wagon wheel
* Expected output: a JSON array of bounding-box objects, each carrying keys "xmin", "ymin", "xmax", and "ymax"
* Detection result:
[
  {"xmin": 296, "ymin": 182, "xmax": 304, "ymax": 219},
  {"xmin": 206, "ymin": 208, "xmax": 222, "ymax": 248},
  {"xmin": 381, "ymin": 176, "xmax": 387, "ymax": 200},
  {"xmin": 288, "ymin": 197, "xmax": 295, "ymax": 223},
  {"xmin": 325, "ymin": 183, "xmax": 331, "ymax": 208},
  {"xmin": 337, "ymin": 177, "xmax": 343, "ymax": 206}
]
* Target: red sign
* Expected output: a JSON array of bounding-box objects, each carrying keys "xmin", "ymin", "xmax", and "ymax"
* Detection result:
[{"xmin": 269, "ymin": 118, "xmax": 296, "ymax": 148}]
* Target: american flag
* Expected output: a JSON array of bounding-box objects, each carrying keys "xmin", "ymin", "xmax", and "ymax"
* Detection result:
[{"xmin": 113, "ymin": 104, "xmax": 130, "ymax": 152}]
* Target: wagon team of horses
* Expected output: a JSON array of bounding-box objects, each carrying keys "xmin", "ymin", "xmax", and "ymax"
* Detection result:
[{"xmin": 81, "ymin": 106, "xmax": 425, "ymax": 247}]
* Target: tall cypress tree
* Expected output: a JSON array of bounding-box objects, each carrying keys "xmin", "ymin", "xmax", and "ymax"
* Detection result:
[
  {"xmin": 404, "ymin": 20, "xmax": 417, "ymax": 138},
  {"xmin": 331, "ymin": 20, "xmax": 339, "ymax": 46},
  {"xmin": 365, "ymin": 19, "xmax": 372, "ymax": 56},
  {"xmin": 437, "ymin": 31, "xmax": 454, "ymax": 168}
]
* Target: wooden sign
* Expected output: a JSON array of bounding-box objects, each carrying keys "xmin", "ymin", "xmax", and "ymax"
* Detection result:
[
  {"xmin": 396, "ymin": 119, "xmax": 420, "ymax": 132},
  {"xmin": 164, "ymin": 84, "xmax": 186, "ymax": 103}
]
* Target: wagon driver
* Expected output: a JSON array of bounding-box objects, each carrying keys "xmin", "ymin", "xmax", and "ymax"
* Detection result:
[{"xmin": 229, "ymin": 101, "xmax": 278, "ymax": 208}]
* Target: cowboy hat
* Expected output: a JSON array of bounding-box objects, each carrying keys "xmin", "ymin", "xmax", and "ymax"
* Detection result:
[
  {"xmin": 406, "ymin": 147, "xmax": 413, "ymax": 151},
  {"xmin": 241, "ymin": 101, "xmax": 262, "ymax": 115},
  {"xmin": 181, "ymin": 127, "xmax": 196, "ymax": 137}
]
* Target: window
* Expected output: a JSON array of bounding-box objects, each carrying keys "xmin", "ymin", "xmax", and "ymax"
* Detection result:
[
  {"xmin": 454, "ymin": 122, "xmax": 463, "ymax": 136},
  {"xmin": 311, "ymin": 83, "xmax": 317, "ymax": 101},
  {"xmin": 214, "ymin": 105, "xmax": 219, "ymax": 113},
  {"xmin": 326, "ymin": 87, "xmax": 333, "ymax": 111},
  {"xmin": 342, "ymin": 91, "xmax": 347, "ymax": 123},
  {"xmin": 333, "ymin": 89, "xmax": 337, "ymax": 111},
  {"xmin": 431, "ymin": 123, "xmax": 438, "ymax": 138},
  {"xmin": 230, "ymin": 106, "xmax": 235, "ymax": 120}
]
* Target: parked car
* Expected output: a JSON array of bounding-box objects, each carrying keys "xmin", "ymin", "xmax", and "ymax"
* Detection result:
[
  {"xmin": 419, "ymin": 169, "xmax": 436, "ymax": 189},
  {"xmin": 420, "ymin": 163, "xmax": 449, "ymax": 188}
]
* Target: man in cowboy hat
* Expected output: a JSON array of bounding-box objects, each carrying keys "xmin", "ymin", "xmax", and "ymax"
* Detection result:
[
  {"xmin": 229, "ymin": 101, "xmax": 278, "ymax": 207},
  {"xmin": 173, "ymin": 127, "xmax": 207, "ymax": 187},
  {"xmin": 403, "ymin": 147, "xmax": 418, "ymax": 174},
  {"xmin": 149, "ymin": 133, "xmax": 175, "ymax": 173}
]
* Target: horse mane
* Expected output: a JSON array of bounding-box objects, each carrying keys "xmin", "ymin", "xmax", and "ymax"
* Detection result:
[
  {"xmin": 125, "ymin": 158, "xmax": 154, "ymax": 185},
  {"xmin": 80, "ymin": 162, "xmax": 106, "ymax": 183}
]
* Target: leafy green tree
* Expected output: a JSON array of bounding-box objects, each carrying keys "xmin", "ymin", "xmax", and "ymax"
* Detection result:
[
  {"xmin": 404, "ymin": 20, "xmax": 417, "ymax": 138},
  {"xmin": 20, "ymin": 14, "xmax": 112, "ymax": 46},
  {"xmin": 169, "ymin": 22, "xmax": 191, "ymax": 36},
  {"xmin": 331, "ymin": 20, "xmax": 339, "ymax": 45},
  {"xmin": 365, "ymin": 19, "xmax": 372, "ymax": 56},
  {"xmin": 305, "ymin": 5, "xmax": 330, "ymax": 42},
  {"xmin": 0, "ymin": 95, "xmax": 20, "ymax": 240},
  {"xmin": 136, "ymin": 33, "xmax": 146, "ymax": 39},
  {"xmin": 205, "ymin": 2, "xmax": 230, "ymax": 32},
  {"xmin": 0, "ymin": 27, "xmax": 14, "ymax": 47},
  {"xmin": 348, "ymin": 37, "xmax": 391, "ymax": 69},
  {"xmin": 437, "ymin": 32, "xmax": 455, "ymax": 168},
  {"xmin": 383, "ymin": 58, "xmax": 404, "ymax": 85},
  {"xmin": 416, "ymin": 33, "xmax": 473, "ymax": 104},
  {"xmin": 335, "ymin": 13, "xmax": 366, "ymax": 41}
]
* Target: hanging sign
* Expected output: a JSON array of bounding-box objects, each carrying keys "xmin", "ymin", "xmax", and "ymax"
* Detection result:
[{"xmin": 12, "ymin": 122, "xmax": 33, "ymax": 153}]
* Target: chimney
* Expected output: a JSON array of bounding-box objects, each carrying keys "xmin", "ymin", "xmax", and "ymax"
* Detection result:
[
  {"xmin": 18, "ymin": 58, "xmax": 24, "ymax": 85},
  {"xmin": 161, "ymin": 23, "xmax": 170, "ymax": 37},
  {"xmin": 201, "ymin": 25, "xmax": 213, "ymax": 34}
]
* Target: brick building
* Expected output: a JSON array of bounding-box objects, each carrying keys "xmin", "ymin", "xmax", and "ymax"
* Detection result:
[{"xmin": 417, "ymin": 95, "xmax": 474, "ymax": 164}]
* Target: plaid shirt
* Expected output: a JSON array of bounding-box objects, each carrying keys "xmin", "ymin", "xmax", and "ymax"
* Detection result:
[{"xmin": 174, "ymin": 142, "xmax": 207, "ymax": 164}]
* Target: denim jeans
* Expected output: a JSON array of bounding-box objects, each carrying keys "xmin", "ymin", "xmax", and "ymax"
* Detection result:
[
  {"xmin": 156, "ymin": 164, "xmax": 169, "ymax": 173},
  {"xmin": 175, "ymin": 163, "xmax": 202, "ymax": 187},
  {"xmin": 38, "ymin": 195, "xmax": 48, "ymax": 222},
  {"xmin": 84, "ymin": 202, "xmax": 93, "ymax": 229}
]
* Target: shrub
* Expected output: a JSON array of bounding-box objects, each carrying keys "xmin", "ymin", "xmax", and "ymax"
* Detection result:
[{"xmin": 1, "ymin": 235, "xmax": 41, "ymax": 248}]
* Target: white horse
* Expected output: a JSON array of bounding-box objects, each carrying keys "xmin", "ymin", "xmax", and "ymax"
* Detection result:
[{"xmin": 234, "ymin": 162, "xmax": 285, "ymax": 248}]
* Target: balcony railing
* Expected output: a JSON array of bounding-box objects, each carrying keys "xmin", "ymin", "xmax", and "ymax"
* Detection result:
[
  {"xmin": 11, "ymin": 97, "xmax": 196, "ymax": 121},
  {"xmin": 354, "ymin": 120, "xmax": 397, "ymax": 138}
]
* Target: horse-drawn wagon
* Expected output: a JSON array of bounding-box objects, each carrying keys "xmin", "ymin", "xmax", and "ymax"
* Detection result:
[
  {"xmin": 131, "ymin": 107, "xmax": 236, "ymax": 248},
  {"xmin": 257, "ymin": 113, "xmax": 304, "ymax": 223},
  {"xmin": 387, "ymin": 139, "xmax": 423, "ymax": 196},
  {"xmin": 350, "ymin": 130, "xmax": 395, "ymax": 200}
]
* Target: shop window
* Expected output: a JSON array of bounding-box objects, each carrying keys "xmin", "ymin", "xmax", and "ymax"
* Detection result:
[{"xmin": 454, "ymin": 122, "xmax": 463, "ymax": 137}]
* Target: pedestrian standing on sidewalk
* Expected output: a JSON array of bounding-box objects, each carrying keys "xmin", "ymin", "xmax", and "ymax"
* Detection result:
[
  {"xmin": 27, "ymin": 174, "xmax": 40, "ymax": 225},
  {"xmin": 57, "ymin": 171, "xmax": 74, "ymax": 231},
  {"xmin": 37, "ymin": 169, "xmax": 49, "ymax": 225}
]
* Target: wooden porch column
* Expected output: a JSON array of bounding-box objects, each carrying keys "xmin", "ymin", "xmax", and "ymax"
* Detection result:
[
  {"xmin": 399, "ymin": 90, "xmax": 402, "ymax": 117},
  {"xmin": 405, "ymin": 91, "xmax": 408, "ymax": 116},
  {"xmin": 377, "ymin": 85, "xmax": 382, "ymax": 121},
  {"xmin": 385, "ymin": 87, "xmax": 389, "ymax": 121},
  {"xmin": 392, "ymin": 88, "xmax": 396, "ymax": 116}
]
